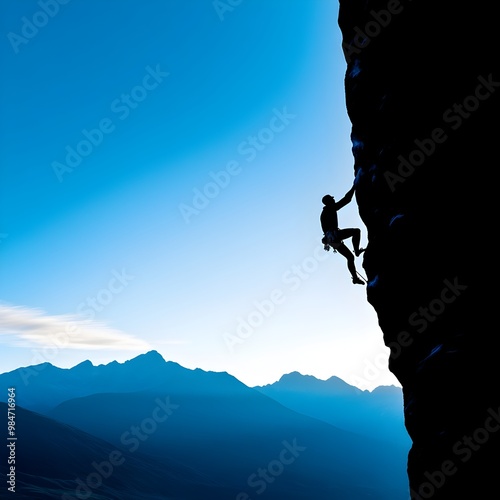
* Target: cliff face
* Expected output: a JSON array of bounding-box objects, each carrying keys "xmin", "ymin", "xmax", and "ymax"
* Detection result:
[{"xmin": 338, "ymin": 1, "xmax": 498, "ymax": 498}]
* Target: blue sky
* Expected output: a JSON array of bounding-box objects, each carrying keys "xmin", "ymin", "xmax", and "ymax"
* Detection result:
[{"xmin": 0, "ymin": 0, "xmax": 399, "ymax": 390}]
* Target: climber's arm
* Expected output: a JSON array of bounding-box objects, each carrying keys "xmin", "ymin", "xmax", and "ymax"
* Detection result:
[{"xmin": 335, "ymin": 185, "xmax": 355, "ymax": 210}]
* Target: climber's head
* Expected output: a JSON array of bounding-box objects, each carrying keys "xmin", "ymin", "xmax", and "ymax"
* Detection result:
[{"xmin": 322, "ymin": 194, "xmax": 335, "ymax": 206}]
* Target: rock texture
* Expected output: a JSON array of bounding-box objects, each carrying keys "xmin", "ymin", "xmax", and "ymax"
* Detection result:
[{"xmin": 338, "ymin": 1, "xmax": 499, "ymax": 498}]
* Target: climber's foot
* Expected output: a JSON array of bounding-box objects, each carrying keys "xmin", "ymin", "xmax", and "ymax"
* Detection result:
[
  {"xmin": 352, "ymin": 276, "xmax": 365, "ymax": 285},
  {"xmin": 355, "ymin": 248, "xmax": 365, "ymax": 257}
]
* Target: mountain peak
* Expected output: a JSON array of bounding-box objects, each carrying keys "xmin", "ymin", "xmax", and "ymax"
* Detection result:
[
  {"xmin": 72, "ymin": 360, "xmax": 93, "ymax": 371},
  {"xmin": 144, "ymin": 349, "xmax": 165, "ymax": 360},
  {"xmin": 262, "ymin": 371, "xmax": 362, "ymax": 396},
  {"xmin": 280, "ymin": 371, "xmax": 308, "ymax": 382},
  {"xmin": 127, "ymin": 350, "xmax": 166, "ymax": 365}
]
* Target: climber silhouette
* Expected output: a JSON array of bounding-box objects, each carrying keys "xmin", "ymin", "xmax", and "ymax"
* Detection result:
[{"xmin": 320, "ymin": 184, "xmax": 365, "ymax": 285}]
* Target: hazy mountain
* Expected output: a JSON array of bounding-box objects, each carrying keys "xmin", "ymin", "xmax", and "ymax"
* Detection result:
[
  {"xmin": 254, "ymin": 371, "xmax": 411, "ymax": 448},
  {"xmin": 47, "ymin": 389, "xmax": 408, "ymax": 499}
]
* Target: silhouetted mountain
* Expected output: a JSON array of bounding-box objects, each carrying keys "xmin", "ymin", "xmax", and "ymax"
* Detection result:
[
  {"xmin": 0, "ymin": 350, "xmax": 242, "ymax": 413},
  {"xmin": 255, "ymin": 371, "xmax": 411, "ymax": 448},
  {"xmin": 0, "ymin": 402, "xmax": 238, "ymax": 500},
  {"xmin": 0, "ymin": 353, "xmax": 410, "ymax": 498}
]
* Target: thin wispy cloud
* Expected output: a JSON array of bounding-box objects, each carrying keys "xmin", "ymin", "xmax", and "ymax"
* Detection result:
[{"xmin": 0, "ymin": 303, "xmax": 151, "ymax": 350}]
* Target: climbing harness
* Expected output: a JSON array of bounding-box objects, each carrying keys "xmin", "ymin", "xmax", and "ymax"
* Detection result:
[{"xmin": 322, "ymin": 230, "xmax": 341, "ymax": 252}]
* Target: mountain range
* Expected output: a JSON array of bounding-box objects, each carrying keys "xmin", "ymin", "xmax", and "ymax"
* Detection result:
[
  {"xmin": 0, "ymin": 351, "xmax": 411, "ymax": 499},
  {"xmin": 255, "ymin": 371, "xmax": 410, "ymax": 448}
]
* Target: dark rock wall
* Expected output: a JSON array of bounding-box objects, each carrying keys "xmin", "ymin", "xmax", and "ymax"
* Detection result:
[{"xmin": 338, "ymin": 1, "xmax": 498, "ymax": 498}]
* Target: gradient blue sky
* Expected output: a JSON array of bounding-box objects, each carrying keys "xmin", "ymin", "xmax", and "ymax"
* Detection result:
[{"xmin": 0, "ymin": 0, "xmax": 399, "ymax": 390}]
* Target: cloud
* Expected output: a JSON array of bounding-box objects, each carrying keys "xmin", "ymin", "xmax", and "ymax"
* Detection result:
[{"xmin": 0, "ymin": 303, "xmax": 151, "ymax": 350}]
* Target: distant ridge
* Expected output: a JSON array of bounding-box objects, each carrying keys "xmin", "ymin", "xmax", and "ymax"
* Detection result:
[
  {"xmin": 0, "ymin": 350, "xmax": 243, "ymax": 413},
  {"xmin": 255, "ymin": 370, "xmax": 410, "ymax": 447}
]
